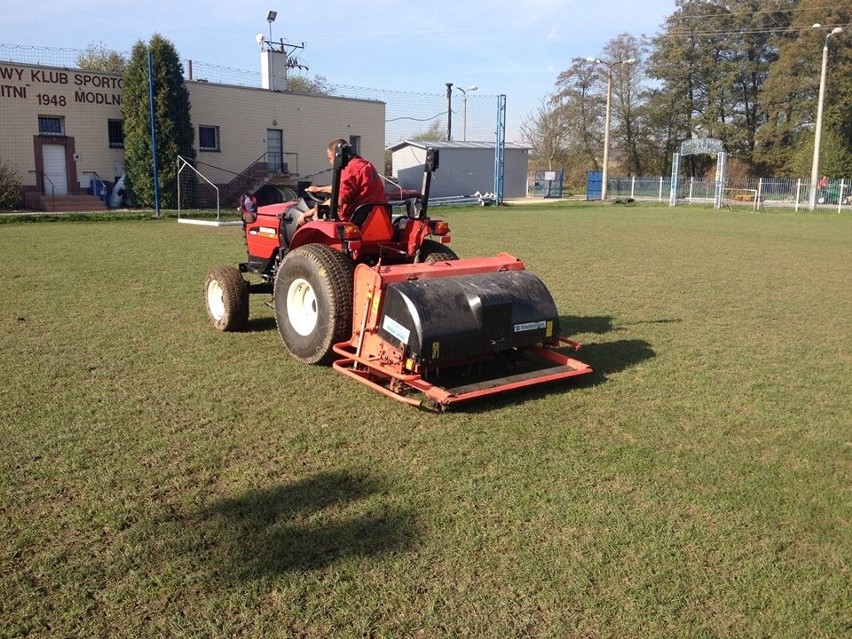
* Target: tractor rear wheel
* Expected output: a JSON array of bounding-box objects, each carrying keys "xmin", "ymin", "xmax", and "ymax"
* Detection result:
[
  {"xmin": 273, "ymin": 244, "xmax": 354, "ymax": 364},
  {"xmin": 418, "ymin": 239, "xmax": 459, "ymax": 263},
  {"xmin": 204, "ymin": 266, "xmax": 249, "ymax": 331}
]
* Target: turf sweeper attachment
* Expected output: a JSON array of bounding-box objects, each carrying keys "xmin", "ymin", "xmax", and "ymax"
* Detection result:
[{"xmin": 332, "ymin": 253, "xmax": 592, "ymax": 410}]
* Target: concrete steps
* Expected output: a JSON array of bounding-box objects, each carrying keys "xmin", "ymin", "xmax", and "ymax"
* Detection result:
[{"xmin": 38, "ymin": 194, "xmax": 108, "ymax": 212}]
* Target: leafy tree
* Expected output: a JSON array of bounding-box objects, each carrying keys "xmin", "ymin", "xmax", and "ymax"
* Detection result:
[
  {"xmin": 0, "ymin": 159, "xmax": 23, "ymax": 210},
  {"xmin": 121, "ymin": 34, "xmax": 195, "ymax": 208},
  {"xmin": 646, "ymin": 0, "xmax": 794, "ymax": 176},
  {"xmin": 550, "ymin": 58, "xmax": 601, "ymax": 170},
  {"xmin": 640, "ymin": 86, "xmax": 688, "ymax": 175},
  {"xmin": 647, "ymin": 0, "xmax": 729, "ymax": 177},
  {"xmin": 788, "ymin": 126, "xmax": 852, "ymax": 179},
  {"xmin": 519, "ymin": 96, "xmax": 571, "ymax": 171},
  {"xmin": 286, "ymin": 74, "xmax": 335, "ymax": 95},
  {"xmin": 409, "ymin": 120, "xmax": 445, "ymax": 141},
  {"xmin": 757, "ymin": 0, "xmax": 852, "ymax": 176},
  {"xmin": 598, "ymin": 33, "xmax": 646, "ymax": 175},
  {"xmin": 725, "ymin": 1, "xmax": 793, "ymax": 158},
  {"xmin": 527, "ymin": 33, "xmax": 644, "ymax": 187},
  {"xmin": 76, "ymin": 42, "xmax": 127, "ymax": 73},
  {"xmin": 523, "ymin": 0, "xmax": 851, "ymax": 181}
]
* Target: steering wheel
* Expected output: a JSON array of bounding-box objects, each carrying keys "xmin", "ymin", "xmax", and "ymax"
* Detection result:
[{"xmin": 303, "ymin": 190, "xmax": 331, "ymax": 220}]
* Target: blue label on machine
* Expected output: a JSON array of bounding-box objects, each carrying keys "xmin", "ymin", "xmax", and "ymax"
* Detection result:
[{"xmin": 514, "ymin": 320, "xmax": 547, "ymax": 333}]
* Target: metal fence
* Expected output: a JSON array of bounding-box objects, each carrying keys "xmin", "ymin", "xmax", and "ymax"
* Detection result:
[
  {"xmin": 606, "ymin": 175, "xmax": 852, "ymax": 213},
  {"xmin": 528, "ymin": 170, "xmax": 564, "ymax": 198}
]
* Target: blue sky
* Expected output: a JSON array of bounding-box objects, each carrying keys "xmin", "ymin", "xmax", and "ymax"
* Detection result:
[{"xmin": 1, "ymin": 0, "xmax": 676, "ymax": 142}]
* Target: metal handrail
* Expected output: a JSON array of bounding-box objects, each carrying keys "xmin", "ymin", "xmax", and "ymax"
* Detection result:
[
  {"xmin": 29, "ymin": 170, "xmax": 55, "ymax": 210},
  {"xmin": 82, "ymin": 171, "xmax": 109, "ymax": 203}
]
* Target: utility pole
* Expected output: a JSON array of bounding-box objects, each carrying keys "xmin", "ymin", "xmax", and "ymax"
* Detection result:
[
  {"xmin": 586, "ymin": 57, "xmax": 636, "ymax": 201},
  {"xmin": 446, "ymin": 82, "xmax": 453, "ymax": 141}
]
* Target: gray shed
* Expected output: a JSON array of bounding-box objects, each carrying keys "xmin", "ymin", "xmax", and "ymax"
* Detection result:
[{"xmin": 389, "ymin": 141, "xmax": 530, "ymax": 200}]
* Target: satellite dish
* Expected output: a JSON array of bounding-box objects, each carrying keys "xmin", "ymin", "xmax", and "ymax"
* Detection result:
[{"xmin": 256, "ymin": 33, "xmax": 265, "ymax": 46}]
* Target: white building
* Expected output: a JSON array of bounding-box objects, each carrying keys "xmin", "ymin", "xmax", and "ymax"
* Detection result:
[
  {"xmin": 0, "ymin": 49, "xmax": 385, "ymax": 211},
  {"xmin": 389, "ymin": 140, "xmax": 530, "ymax": 200}
]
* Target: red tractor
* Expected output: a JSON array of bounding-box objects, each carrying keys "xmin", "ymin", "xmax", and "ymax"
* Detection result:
[{"xmin": 204, "ymin": 145, "xmax": 591, "ymax": 409}]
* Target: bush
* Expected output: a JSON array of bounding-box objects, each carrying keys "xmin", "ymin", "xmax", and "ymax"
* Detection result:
[{"xmin": 0, "ymin": 160, "xmax": 23, "ymax": 210}]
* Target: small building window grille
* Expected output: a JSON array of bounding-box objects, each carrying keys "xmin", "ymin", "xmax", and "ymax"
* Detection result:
[{"xmin": 38, "ymin": 116, "xmax": 64, "ymax": 136}]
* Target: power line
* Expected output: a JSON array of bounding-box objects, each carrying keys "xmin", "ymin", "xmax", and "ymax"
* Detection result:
[
  {"xmin": 659, "ymin": 4, "xmax": 849, "ymax": 24},
  {"xmin": 658, "ymin": 23, "xmax": 851, "ymax": 39}
]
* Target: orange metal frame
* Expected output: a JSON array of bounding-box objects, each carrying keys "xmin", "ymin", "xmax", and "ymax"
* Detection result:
[{"xmin": 331, "ymin": 254, "xmax": 593, "ymax": 409}]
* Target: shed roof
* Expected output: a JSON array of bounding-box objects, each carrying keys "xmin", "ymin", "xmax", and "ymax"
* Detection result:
[{"xmin": 388, "ymin": 140, "xmax": 531, "ymax": 152}]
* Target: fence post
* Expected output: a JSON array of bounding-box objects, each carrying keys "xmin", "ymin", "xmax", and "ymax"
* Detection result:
[
  {"xmin": 838, "ymin": 179, "xmax": 846, "ymax": 214},
  {"xmin": 659, "ymin": 177, "xmax": 663, "ymax": 202},
  {"xmin": 631, "ymin": 176, "xmax": 636, "ymax": 198},
  {"xmin": 756, "ymin": 178, "xmax": 763, "ymax": 211},
  {"xmin": 688, "ymin": 177, "xmax": 694, "ymax": 204},
  {"xmin": 795, "ymin": 179, "xmax": 802, "ymax": 211}
]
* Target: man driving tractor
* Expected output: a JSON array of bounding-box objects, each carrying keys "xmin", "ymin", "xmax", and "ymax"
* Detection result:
[{"xmin": 297, "ymin": 138, "xmax": 387, "ymax": 226}]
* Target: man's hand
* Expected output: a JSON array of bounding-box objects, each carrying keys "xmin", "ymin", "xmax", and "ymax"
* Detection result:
[{"xmin": 297, "ymin": 206, "xmax": 319, "ymax": 226}]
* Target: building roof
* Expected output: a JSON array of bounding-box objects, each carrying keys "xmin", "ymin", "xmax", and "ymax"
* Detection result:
[{"xmin": 388, "ymin": 140, "xmax": 531, "ymax": 152}]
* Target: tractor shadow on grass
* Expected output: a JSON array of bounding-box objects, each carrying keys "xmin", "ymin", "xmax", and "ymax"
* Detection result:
[
  {"xmin": 572, "ymin": 338, "xmax": 656, "ymax": 384},
  {"xmin": 198, "ymin": 469, "xmax": 417, "ymax": 578},
  {"xmin": 472, "ymin": 338, "xmax": 656, "ymax": 412},
  {"xmin": 455, "ymin": 315, "xmax": 657, "ymax": 413},
  {"xmin": 553, "ymin": 313, "xmax": 658, "ymax": 389},
  {"xmin": 559, "ymin": 314, "xmax": 617, "ymax": 335},
  {"xmin": 244, "ymin": 316, "xmax": 277, "ymax": 332}
]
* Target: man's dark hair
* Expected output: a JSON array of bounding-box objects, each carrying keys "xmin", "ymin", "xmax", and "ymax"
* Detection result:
[
  {"xmin": 328, "ymin": 138, "xmax": 358, "ymax": 164},
  {"xmin": 327, "ymin": 138, "xmax": 349, "ymax": 154}
]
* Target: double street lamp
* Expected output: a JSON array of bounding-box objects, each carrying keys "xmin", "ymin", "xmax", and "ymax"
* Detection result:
[
  {"xmin": 457, "ymin": 85, "xmax": 478, "ymax": 141},
  {"xmin": 809, "ymin": 24, "xmax": 843, "ymax": 210},
  {"xmin": 587, "ymin": 57, "xmax": 636, "ymax": 200}
]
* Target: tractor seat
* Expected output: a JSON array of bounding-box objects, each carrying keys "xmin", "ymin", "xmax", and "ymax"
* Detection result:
[{"xmin": 349, "ymin": 202, "xmax": 395, "ymax": 243}]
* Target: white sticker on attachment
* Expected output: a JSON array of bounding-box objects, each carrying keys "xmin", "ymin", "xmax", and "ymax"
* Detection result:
[{"xmin": 382, "ymin": 315, "xmax": 411, "ymax": 344}]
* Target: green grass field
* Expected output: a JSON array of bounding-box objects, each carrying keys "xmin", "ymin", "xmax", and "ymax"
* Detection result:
[{"xmin": 1, "ymin": 203, "xmax": 850, "ymax": 638}]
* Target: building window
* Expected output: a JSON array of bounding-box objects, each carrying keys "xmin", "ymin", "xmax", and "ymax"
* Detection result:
[
  {"xmin": 349, "ymin": 135, "xmax": 361, "ymax": 156},
  {"xmin": 199, "ymin": 125, "xmax": 220, "ymax": 152},
  {"xmin": 38, "ymin": 116, "xmax": 64, "ymax": 136},
  {"xmin": 108, "ymin": 119, "xmax": 124, "ymax": 148}
]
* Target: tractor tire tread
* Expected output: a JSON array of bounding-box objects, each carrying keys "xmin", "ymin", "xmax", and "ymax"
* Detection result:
[
  {"xmin": 273, "ymin": 244, "xmax": 354, "ymax": 365},
  {"xmin": 418, "ymin": 239, "xmax": 459, "ymax": 263},
  {"xmin": 204, "ymin": 265, "xmax": 249, "ymax": 332}
]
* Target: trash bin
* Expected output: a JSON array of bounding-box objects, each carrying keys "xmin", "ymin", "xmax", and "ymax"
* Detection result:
[
  {"xmin": 89, "ymin": 180, "xmax": 109, "ymax": 203},
  {"xmin": 586, "ymin": 171, "xmax": 603, "ymax": 201}
]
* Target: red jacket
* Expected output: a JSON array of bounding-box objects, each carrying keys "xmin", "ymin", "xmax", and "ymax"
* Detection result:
[{"xmin": 337, "ymin": 155, "xmax": 387, "ymax": 221}]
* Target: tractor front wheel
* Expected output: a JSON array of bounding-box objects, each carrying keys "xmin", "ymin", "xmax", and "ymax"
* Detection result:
[
  {"xmin": 204, "ymin": 266, "xmax": 249, "ymax": 331},
  {"xmin": 273, "ymin": 244, "xmax": 354, "ymax": 364}
]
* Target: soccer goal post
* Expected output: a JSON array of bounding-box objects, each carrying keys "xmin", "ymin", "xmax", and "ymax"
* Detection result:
[{"xmin": 177, "ymin": 155, "xmax": 240, "ymax": 227}]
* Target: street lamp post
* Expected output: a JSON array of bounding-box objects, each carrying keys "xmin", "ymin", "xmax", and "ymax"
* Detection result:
[
  {"xmin": 266, "ymin": 10, "xmax": 277, "ymax": 43},
  {"xmin": 587, "ymin": 57, "xmax": 636, "ymax": 200},
  {"xmin": 457, "ymin": 85, "xmax": 478, "ymax": 141},
  {"xmin": 809, "ymin": 24, "xmax": 843, "ymax": 210},
  {"xmin": 601, "ymin": 71, "xmax": 614, "ymax": 201}
]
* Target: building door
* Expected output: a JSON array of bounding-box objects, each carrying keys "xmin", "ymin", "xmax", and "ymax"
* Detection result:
[
  {"xmin": 43, "ymin": 144, "xmax": 68, "ymax": 195},
  {"xmin": 267, "ymin": 129, "xmax": 284, "ymax": 173}
]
